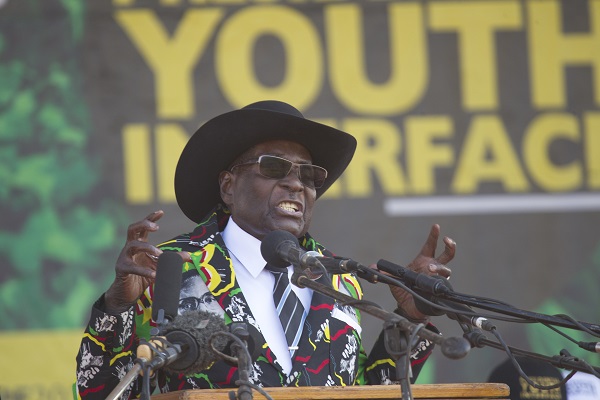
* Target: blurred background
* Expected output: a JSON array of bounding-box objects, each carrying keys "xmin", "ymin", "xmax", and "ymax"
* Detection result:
[{"xmin": 0, "ymin": 0, "xmax": 598, "ymax": 398}]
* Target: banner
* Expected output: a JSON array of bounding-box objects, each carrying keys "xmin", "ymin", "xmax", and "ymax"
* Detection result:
[{"xmin": 0, "ymin": 0, "xmax": 598, "ymax": 397}]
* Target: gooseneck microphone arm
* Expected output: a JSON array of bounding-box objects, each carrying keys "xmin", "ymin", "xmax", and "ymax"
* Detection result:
[
  {"xmin": 291, "ymin": 271, "xmax": 469, "ymax": 400},
  {"xmin": 289, "ymin": 272, "xmax": 471, "ymax": 361}
]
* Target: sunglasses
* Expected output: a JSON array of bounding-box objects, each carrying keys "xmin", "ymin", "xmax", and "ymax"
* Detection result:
[{"xmin": 229, "ymin": 155, "xmax": 328, "ymax": 189}]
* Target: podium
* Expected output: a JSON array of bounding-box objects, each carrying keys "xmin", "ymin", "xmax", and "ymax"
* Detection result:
[{"xmin": 152, "ymin": 383, "xmax": 509, "ymax": 399}]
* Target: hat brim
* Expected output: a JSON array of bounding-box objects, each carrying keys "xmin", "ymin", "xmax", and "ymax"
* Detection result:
[{"xmin": 175, "ymin": 108, "xmax": 357, "ymax": 223}]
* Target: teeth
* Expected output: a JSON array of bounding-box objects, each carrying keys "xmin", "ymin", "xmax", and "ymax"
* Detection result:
[{"xmin": 279, "ymin": 202, "xmax": 299, "ymax": 212}]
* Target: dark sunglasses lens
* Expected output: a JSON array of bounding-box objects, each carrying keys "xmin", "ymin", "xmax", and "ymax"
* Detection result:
[
  {"xmin": 299, "ymin": 165, "xmax": 326, "ymax": 188},
  {"xmin": 259, "ymin": 156, "xmax": 291, "ymax": 179},
  {"xmin": 258, "ymin": 156, "xmax": 327, "ymax": 188}
]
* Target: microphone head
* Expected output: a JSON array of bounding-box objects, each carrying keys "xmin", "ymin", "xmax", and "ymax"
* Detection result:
[
  {"xmin": 221, "ymin": 322, "xmax": 263, "ymax": 367},
  {"xmin": 260, "ymin": 230, "xmax": 300, "ymax": 269},
  {"xmin": 414, "ymin": 278, "xmax": 454, "ymax": 317},
  {"xmin": 152, "ymin": 252, "xmax": 184, "ymax": 323},
  {"xmin": 162, "ymin": 310, "xmax": 229, "ymax": 375},
  {"xmin": 440, "ymin": 336, "xmax": 471, "ymax": 360}
]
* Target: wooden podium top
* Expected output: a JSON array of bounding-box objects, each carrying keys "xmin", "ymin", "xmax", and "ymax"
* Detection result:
[{"xmin": 153, "ymin": 383, "xmax": 509, "ymax": 400}]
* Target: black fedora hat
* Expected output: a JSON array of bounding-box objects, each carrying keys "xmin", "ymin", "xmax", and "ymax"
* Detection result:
[{"xmin": 175, "ymin": 100, "xmax": 357, "ymax": 223}]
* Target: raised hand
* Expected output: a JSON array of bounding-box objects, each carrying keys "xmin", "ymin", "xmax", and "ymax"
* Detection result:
[
  {"xmin": 389, "ymin": 224, "xmax": 455, "ymax": 322},
  {"xmin": 104, "ymin": 210, "xmax": 164, "ymax": 313}
]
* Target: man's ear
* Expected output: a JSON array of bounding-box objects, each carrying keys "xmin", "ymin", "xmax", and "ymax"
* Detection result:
[{"xmin": 219, "ymin": 170, "xmax": 233, "ymax": 206}]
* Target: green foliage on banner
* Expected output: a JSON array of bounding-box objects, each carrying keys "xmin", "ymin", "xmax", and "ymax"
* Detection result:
[
  {"xmin": 526, "ymin": 241, "xmax": 600, "ymax": 361},
  {"xmin": 0, "ymin": 0, "xmax": 126, "ymax": 330}
]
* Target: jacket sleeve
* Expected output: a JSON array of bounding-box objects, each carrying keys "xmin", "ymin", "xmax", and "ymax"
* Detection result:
[
  {"xmin": 362, "ymin": 322, "xmax": 438, "ymax": 385},
  {"xmin": 74, "ymin": 295, "xmax": 144, "ymax": 399},
  {"xmin": 328, "ymin": 256, "xmax": 437, "ymax": 386}
]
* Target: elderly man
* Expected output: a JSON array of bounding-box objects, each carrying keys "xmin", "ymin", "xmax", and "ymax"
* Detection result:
[{"xmin": 75, "ymin": 100, "xmax": 455, "ymax": 398}]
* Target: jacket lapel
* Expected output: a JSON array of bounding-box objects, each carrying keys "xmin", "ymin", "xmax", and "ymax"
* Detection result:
[
  {"xmin": 190, "ymin": 231, "xmax": 287, "ymax": 380},
  {"xmin": 287, "ymin": 272, "xmax": 359, "ymax": 386}
]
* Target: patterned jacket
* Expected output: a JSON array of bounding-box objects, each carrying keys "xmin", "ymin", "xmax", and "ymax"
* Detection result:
[{"xmin": 75, "ymin": 205, "xmax": 437, "ymax": 398}]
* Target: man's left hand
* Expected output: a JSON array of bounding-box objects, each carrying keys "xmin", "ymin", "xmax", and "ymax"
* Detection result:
[{"xmin": 388, "ymin": 224, "xmax": 455, "ymax": 322}]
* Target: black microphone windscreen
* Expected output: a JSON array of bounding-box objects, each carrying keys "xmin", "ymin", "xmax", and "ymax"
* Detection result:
[
  {"xmin": 162, "ymin": 310, "xmax": 229, "ymax": 375},
  {"xmin": 152, "ymin": 251, "xmax": 184, "ymax": 323},
  {"xmin": 260, "ymin": 230, "xmax": 299, "ymax": 269}
]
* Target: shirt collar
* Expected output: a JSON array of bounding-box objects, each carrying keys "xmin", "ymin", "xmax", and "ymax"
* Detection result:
[{"xmin": 221, "ymin": 217, "xmax": 266, "ymax": 279}]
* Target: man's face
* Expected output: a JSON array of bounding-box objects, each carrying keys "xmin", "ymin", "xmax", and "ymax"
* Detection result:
[
  {"xmin": 219, "ymin": 140, "xmax": 318, "ymax": 240},
  {"xmin": 178, "ymin": 275, "xmax": 223, "ymax": 317}
]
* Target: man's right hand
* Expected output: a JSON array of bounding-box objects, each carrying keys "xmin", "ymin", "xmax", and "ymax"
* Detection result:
[{"xmin": 104, "ymin": 210, "xmax": 164, "ymax": 314}]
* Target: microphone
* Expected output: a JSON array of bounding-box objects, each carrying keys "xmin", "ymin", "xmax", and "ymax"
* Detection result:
[
  {"xmin": 261, "ymin": 231, "xmax": 385, "ymax": 283},
  {"xmin": 109, "ymin": 254, "xmax": 228, "ymax": 399},
  {"xmin": 147, "ymin": 252, "xmax": 230, "ymax": 375},
  {"xmin": 377, "ymin": 259, "xmax": 496, "ymax": 331},
  {"xmin": 152, "ymin": 251, "xmax": 185, "ymax": 325},
  {"xmin": 318, "ymin": 256, "xmax": 383, "ymax": 283},
  {"xmin": 318, "ymin": 256, "xmax": 365, "ymax": 275},
  {"xmin": 147, "ymin": 310, "xmax": 230, "ymax": 375},
  {"xmin": 261, "ymin": 230, "xmax": 327, "ymax": 277},
  {"xmin": 377, "ymin": 259, "xmax": 451, "ymax": 296}
]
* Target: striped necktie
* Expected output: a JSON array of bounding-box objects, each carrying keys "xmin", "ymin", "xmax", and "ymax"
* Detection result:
[{"xmin": 272, "ymin": 270, "xmax": 306, "ymax": 350}]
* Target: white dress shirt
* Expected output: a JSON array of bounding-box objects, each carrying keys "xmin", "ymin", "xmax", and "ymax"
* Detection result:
[{"xmin": 221, "ymin": 218, "xmax": 313, "ymax": 374}]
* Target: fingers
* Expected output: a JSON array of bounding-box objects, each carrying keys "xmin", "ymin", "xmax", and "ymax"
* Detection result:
[
  {"xmin": 428, "ymin": 263, "xmax": 452, "ymax": 279},
  {"xmin": 126, "ymin": 239, "xmax": 162, "ymax": 259},
  {"xmin": 435, "ymin": 236, "xmax": 456, "ymax": 265},
  {"xmin": 419, "ymin": 224, "xmax": 440, "ymax": 258},
  {"xmin": 127, "ymin": 210, "xmax": 164, "ymax": 242},
  {"xmin": 146, "ymin": 210, "xmax": 164, "ymax": 223},
  {"xmin": 123, "ymin": 251, "xmax": 190, "ymax": 280},
  {"xmin": 117, "ymin": 236, "xmax": 163, "ymax": 279},
  {"xmin": 121, "ymin": 260, "xmax": 157, "ymax": 279},
  {"xmin": 412, "ymin": 224, "xmax": 455, "ymax": 279}
]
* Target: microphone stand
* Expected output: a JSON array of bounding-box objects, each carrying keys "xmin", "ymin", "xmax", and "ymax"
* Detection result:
[
  {"xmin": 105, "ymin": 310, "xmax": 171, "ymax": 400},
  {"xmin": 106, "ymin": 363, "xmax": 145, "ymax": 400},
  {"xmin": 230, "ymin": 322, "xmax": 254, "ymax": 400},
  {"xmin": 382, "ymin": 317, "xmax": 417, "ymax": 400},
  {"xmin": 209, "ymin": 324, "xmax": 264, "ymax": 400},
  {"xmin": 290, "ymin": 268, "xmax": 471, "ymax": 400}
]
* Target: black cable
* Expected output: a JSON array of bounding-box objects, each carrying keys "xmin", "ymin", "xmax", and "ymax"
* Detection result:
[
  {"xmin": 554, "ymin": 349, "xmax": 600, "ymax": 379},
  {"xmin": 490, "ymin": 327, "xmax": 579, "ymax": 389},
  {"xmin": 209, "ymin": 331, "xmax": 242, "ymax": 364},
  {"xmin": 442, "ymin": 291, "xmax": 600, "ymax": 335},
  {"xmin": 553, "ymin": 314, "xmax": 600, "ymax": 338}
]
